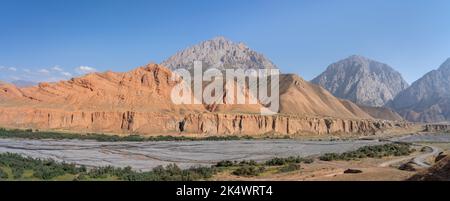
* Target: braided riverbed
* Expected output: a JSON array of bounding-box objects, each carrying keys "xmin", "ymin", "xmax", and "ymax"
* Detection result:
[{"xmin": 0, "ymin": 133, "xmax": 447, "ymax": 171}]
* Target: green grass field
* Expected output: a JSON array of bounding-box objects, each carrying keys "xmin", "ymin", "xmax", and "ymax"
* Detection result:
[
  {"xmin": 0, "ymin": 128, "xmax": 294, "ymax": 142},
  {"xmin": 0, "ymin": 128, "xmax": 261, "ymax": 142}
]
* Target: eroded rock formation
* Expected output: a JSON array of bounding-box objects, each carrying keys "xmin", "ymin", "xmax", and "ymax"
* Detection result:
[
  {"xmin": 0, "ymin": 63, "xmax": 409, "ymax": 136},
  {"xmin": 0, "ymin": 107, "xmax": 409, "ymax": 136}
]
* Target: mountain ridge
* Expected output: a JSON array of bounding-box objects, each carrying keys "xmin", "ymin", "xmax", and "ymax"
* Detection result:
[
  {"xmin": 391, "ymin": 58, "xmax": 450, "ymax": 123},
  {"xmin": 311, "ymin": 55, "xmax": 409, "ymax": 107},
  {"xmin": 161, "ymin": 36, "xmax": 277, "ymax": 70}
]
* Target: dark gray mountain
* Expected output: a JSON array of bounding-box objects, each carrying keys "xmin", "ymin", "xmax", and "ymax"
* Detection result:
[
  {"xmin": 161, "ymin": 36, "xmax": 277, "ymax": 70},
  {"xmin": 311, "ymin": 55, "xmax": 409, "ymax": 107},
  {"xmin": 390, "ymin": 58, "xmax": 450, "ymax": 123}
]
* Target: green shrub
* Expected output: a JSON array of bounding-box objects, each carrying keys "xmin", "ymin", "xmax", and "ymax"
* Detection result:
[
  {"xmin": 86, "ymin": 164, "xmax": 217, "ymax": 181},
  {"xmin": 216, "ymin": 160, "xmax": 235, "ymax": 167},
  {"xmin": 265, "ymin": 156, "xmax": 310, "ymax": 166},
  {"xmin": 0, "ymin": 168, "xmax": 8, "ymax": 179},
  {"xmin": 232, "ymin": 165, "xmax": 265, "ymax": 177},
  {"xmin": 0, "ymin": 153, "xmax": 216, "ymax": 181},
  {"xmin": 319, "ymin": 143, "xmax": 413, "ymax": 161},
  {"xmin": 0, "ymin": 128, "xmax": 255, "ymax": 142},
  {"xmin": 265, "ymin": 157, "xmax": 288, "ymax": 166},
  {"xmin": 239, "ymin": 160, "xmax": 258, "ymax": 166},
  {"xmin": 278, "ymin": 163, "xmax": 300, "ymax": 173},
  {"xmin": 319, "ymin": 153, "xmax": 340, "ymax": 161},
  {"xmin": 302, "ymin": 158, "xmax": 314, "ymax": 164},
  {"xmin": 0, "ymin": 153, "xmax": 87, "ymax": 180}
]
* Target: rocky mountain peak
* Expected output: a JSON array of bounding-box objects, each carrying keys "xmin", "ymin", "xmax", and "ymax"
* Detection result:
[
  {"xmin": 439, "ymin": 58, "xmax": 450, "ymax": 70},
  {"xmin": 391, "ymin": 58, "xmax": 450, "ymax": 123},
  {"xmin": 347, "ymin": 55, "xmax": 370, "ymax": 62},
  {"xmin": 311, "ymin": 55, "xmax": 409, "ymax": 107},
  {"xmin": 161, "ymin": 37, "xmax": 277, "ymax": 70}
]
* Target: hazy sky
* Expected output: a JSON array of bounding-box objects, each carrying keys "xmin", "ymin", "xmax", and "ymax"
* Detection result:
[{"xmin": 1, "ymin": 0, "xmax": 449, "ymax": 83}]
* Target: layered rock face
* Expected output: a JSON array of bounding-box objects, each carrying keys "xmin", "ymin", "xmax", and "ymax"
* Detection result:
[
  {"xmin": 312, "ymin": 55, "xmax": 409, "ymax": 107},
  {"xmin": 161, "ymin": 36, "xmax": 277, "ymax": 70},
  {"xmin": 390, "ymin": 58, "xmax": 450, "ymax": 123},
  {"xmin": 181, "ymin": 113, "xmax": 407, "ymax": 135},
  {"xmin": 0, "ymin": 63, "xmax": 407, "ymax": 136},
  {"xmin": 0, "ymin": 108, "xmax": 408, "ymax": 136}
]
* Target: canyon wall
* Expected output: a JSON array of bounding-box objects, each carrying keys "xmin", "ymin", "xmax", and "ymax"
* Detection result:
[{"xmin": 0, "ymin": 108, "xmax": 409, "ymax": 136}]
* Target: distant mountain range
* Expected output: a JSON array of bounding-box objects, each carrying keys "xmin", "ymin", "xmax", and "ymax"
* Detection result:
[
  {"xmin": 11, "ymin": 80, "xmax": 37, "ymax": 87},
  {"xmin": 312, "ymin": 55, "xmax": 450, "ymax": 123}
]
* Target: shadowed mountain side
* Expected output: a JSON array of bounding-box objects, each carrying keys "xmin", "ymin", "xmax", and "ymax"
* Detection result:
[{"xmin": 390, "ymin": 58, "xmax": 450, "ymax": 123}]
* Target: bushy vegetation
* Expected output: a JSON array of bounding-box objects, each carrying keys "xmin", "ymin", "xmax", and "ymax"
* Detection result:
[
  {"xmin": 216, "ymin": 156, "xmax": 313, "ymax": 168},
  {"xmin": 0, "ymin": 168, "xmax": 8, "ymax": 179},
  {"xmin": 232, "ymin": 165, "xmax": 266, "ymax": 177},
  {"xmin": 78, "ymin": 164, "xmax": 217, "ymax": 181},
  {"xmin": 319, "ymin": 143, "xmax": 413, "ymax": 161},
  {"xmin": 0, "ymin": 128, "xmax": 254, "ymax": 142},
  {"xmin": 278, "ymin": 163, "xmax": 300, "ymax": 173},
  {"xmin": 215, "ymin": 160, "xmax": 236, "ymax": 167},
  {"xmin": 238, "ymin": 160, "xmax": 258, "ymax": 166},
  {"xmin": 0, "ymin": 152, "xmax": 86, "ymax": 180},
  {"xmin": 216, "ymin": 156, "xmax": 312, "ymax": 177},
  {"xmin": 215, "ymin": 160, "xmax": 261, "ymax": 167},
  {"xmin": 0, "ymin": 152, "xmax": 216, "ymax": 181},
  {"xmin": 265, "ymin": 156, "xmax": 313, "ymax": 166}
]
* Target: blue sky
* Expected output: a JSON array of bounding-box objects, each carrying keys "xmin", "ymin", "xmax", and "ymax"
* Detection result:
[{"xmin": 1, "ymin": 0, "xmax": 449, "ymax": 83}]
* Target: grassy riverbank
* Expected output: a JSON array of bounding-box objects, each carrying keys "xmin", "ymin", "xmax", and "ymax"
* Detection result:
[
  {"xmin": 0, "ymin": 128, "xmax": 272, "ymax": 141},
  {"xmin": 0, "ymin": 152, "xmax": 216, "ymax": 181},
  {"xmin": 319, "ymin": 143, "xmax": 414, "ymax": 161}
]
